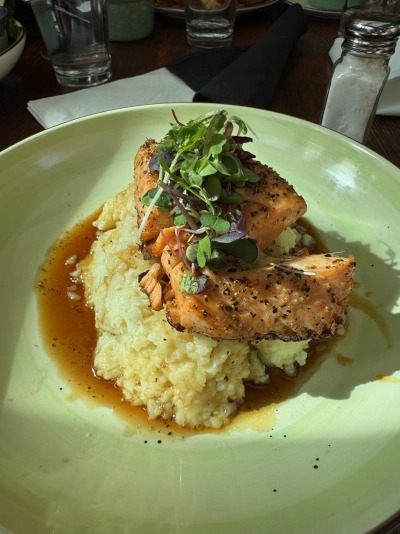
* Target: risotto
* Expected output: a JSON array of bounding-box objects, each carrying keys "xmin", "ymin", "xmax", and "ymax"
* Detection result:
[{"xmin": 78, "ymin": 184, "xmax": 310, "ymax": 429}]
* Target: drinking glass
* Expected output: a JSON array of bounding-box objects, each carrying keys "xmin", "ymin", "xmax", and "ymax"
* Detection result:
[
  {"xmin": 185, "ymin": 0, "xmax": 237, "ymax": 48},
  {"xmin": 31, "ymin": 0, "xmax": 112, "ymax": 87}
]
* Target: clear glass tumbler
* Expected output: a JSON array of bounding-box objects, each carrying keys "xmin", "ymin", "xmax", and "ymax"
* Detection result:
[
  {"xmin": 185, "ymin": 0, "xmax": 237, "ymax": 48},
  {"xmin": 31, "ymin": 0, "xmax": 112, "ymax": 87}
]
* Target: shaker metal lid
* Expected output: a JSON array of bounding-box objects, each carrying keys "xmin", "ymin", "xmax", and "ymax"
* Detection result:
[{"xmin": 343, "ymin": 11, "xmax": 400, "ymax": 55}]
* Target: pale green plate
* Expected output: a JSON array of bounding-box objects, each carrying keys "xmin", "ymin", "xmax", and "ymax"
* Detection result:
[{"xmin": 0, "ymin": 103, "xmax": 399, "ymax": 534}]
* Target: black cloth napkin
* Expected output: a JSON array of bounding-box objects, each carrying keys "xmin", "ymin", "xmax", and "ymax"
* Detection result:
[{"xmin": 166, "ymin": 3, "xmax": 308, "ymax": 109}]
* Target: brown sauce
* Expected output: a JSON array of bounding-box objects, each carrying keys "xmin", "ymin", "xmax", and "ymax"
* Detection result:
[
  {"xmin": 376, "ymin": 374, "xmax": 400, "ymax": 384},
  {"xmin": 34, "ymin": 212, "xmax": 363, "ymax": 439},
  {"xmin": 336, "ymin": 354, "xmax": 354, "ymax": 366}
]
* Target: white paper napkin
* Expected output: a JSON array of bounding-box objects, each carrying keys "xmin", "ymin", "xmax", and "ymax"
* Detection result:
[
  {"xmin": 329, "ymin": 38, "xmax": 400, "ymax": 116},
  {"xmin": 27, "ymin": 68, "xmax": 196, "ymax": 129}
]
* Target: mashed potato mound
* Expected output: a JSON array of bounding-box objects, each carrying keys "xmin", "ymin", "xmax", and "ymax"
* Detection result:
[{"xmin": 78, "ymin": 185, "xmax": 310, "ymax": 429}]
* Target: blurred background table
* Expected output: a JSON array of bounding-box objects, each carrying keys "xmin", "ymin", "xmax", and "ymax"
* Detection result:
[
  {"xmin": 0, "ymin": 2, "xmax": 400, "ymax": 533},
  {"xmin": 0, "ymin": 1, "xmax": 399, "ymax": 167}
]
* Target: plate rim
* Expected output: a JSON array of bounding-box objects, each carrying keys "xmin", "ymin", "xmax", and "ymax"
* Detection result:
[
  {"xmin": 284, "ymin": 0, "xmax": 342, "ymax": 19},
  {"xmin": 155, "ymin": 0, "xmax": 280, "ymax": 18},
  {"xmin": 2, "ymin": 103, "xmax": 399, "ymax": 177}
]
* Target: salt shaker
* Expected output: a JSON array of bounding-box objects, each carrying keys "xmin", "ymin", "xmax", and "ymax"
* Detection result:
[{"xmin": 320, "ymin": 11, "xmax": 400, "ymax": 144}]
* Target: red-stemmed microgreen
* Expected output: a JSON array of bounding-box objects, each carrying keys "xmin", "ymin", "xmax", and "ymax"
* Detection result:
[{"xmin": 139, "ymin": 110, "xmax": 261, "ymax": 292}]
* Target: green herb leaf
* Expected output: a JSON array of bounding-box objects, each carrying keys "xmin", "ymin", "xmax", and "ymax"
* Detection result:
[
  {"xmin": 208, "ymin": 134, "xmax": 226, "ymax": 156},
  {"xmin": 197, "ymin": 235, "xmax": 212, "ymax": 268},
  {"xmin": 213, "ymin": 113, "xmax": 227, "ymax": 131},
  {"xmin": 200, "ymin": 213, "xmax": 230, "ymax": 235},
  {"xmin": 222, "ymin": 137, "xmax": 236, "ymax": 153},
  {"xmin": 221, "ymin": 156, "xmax": 239, "ymax": 176},
  {"xmin": 198, "ymin": 157, "xmax": 217, "ymax": 177},
  {"xmin": 206, "ymin": 249, "xmax": 228, "ymax": 272},
  {"xmin": 243, "ymin": 167, "xmax": 260, "ymax": 183},
  {"xmin": 179, "ymin": 273, "xmax": 200, "ymax": 294},
  {"xmin": 218, "ymin": 189, "xmax": 243, "ymax": 205},
  {"xmin": 156, "ymin": 138, "xmax": 175, "ymax": 154},
  {"xmin": 141, "ymin": 187, "xmax": 173, "ymax": 211},
  {"xmin": 204, "ymin": 175, "xmax": 222, "ymax": 201},
  {"xmin": 184, "ymin": 170, "xmax": 203, "ymax": 187},
  {"xmin": 216, "ymin": 238, "xmax": 258, "ymax": 263},
  {"xmin": 212, "ymin": 218, "xmax": 230, "ymax": 234},
  {"xmin": 174, "ymin": 212, "xmax": 187, "ymax": 225},
  {"xmin": 186, "ymin": 243, "xmax": 199, "ymax": 263},
  {"xmin": 177, "ymin": 127, "xmax": 207, "ymax": 155}
]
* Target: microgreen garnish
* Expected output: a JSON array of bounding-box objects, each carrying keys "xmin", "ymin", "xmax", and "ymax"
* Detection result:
[
  {"xmin": 179, "ymin": 273, "xmax": 208, "ymax": 294},
  {"xmin": 140, "ymin": 110, "xmax": 260, "ymax": 279},
  {"xmin": 141, "ymin": 187, "xmax": 173, "ymax": 212}
]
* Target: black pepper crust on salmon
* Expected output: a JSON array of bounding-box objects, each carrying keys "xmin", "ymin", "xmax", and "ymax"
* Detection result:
[
  {"xmin": 161, "ymin": 250, "xmax": 356, "ymax": 341},
  {"xmin": 134, "ymin": 138, "xmax": 356, "ymax": 342},
  {"xmin": 134, "ymin": 139, "xmax": 307, "ymax": 259}
]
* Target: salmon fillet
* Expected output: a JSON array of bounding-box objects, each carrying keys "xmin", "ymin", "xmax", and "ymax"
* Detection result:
[
  {"xmin": 134, "ymin": 136, "xmax": 355, "ymax": 343},
  {"xmin": 134, "ymin": 140, "xmax": 307, "ymax": 257},
  {"xmin": 134, "ymin": 139, "xmax": 173, "ymax": 251},
  {"xmin": 241, "ymin": 160, "xmax": 307, "ymax": 250},
  {"xmin": 161, "ymin": 249, "xmax": 355, "ymax": 342}
]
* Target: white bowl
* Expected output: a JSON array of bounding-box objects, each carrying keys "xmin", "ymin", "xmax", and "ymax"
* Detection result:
[{"xmin": 0, "ymin": 20, "xmax": 26, "ymax": 81}]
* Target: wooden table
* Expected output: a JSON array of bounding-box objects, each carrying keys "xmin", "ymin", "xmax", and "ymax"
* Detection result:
[
  {"xmin": 0, "ymin": 0, "xmax": 399, "ymax": 167},
  {"xmin": 1, "ymin": 2, "xmax": 400, "ymax": 533}
]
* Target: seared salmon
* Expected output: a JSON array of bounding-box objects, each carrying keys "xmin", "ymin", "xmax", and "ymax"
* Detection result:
[
  {"xmin": 134, "ymin": 139, "xmax": 173, "ymax": 252},
  {"xmin": 134, "ymin": 140, "xmax": 307, "ymax": 257},
  {"xmin": 240, "ymin": 160, "xmax": 307, "ymax": 250},
  {"xmin": 161, "ymin": 250, "xmax": 355, "ymax": 341},
  {"xmin": 134, "ymin": 136, "xmax": 355, "ymax": 343}
]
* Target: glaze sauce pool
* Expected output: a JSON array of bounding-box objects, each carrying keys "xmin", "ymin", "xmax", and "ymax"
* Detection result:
[{"xmin": 35, "ymin": 213, "xmax": 346, "ymax": 437}]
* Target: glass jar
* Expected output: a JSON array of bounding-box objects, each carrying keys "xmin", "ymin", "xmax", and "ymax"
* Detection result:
[
  {"xmin": 320, "ymin": 11, "xmax": 400, "ymax": 144},
  {"xmin": 107, "ymin": 0, "xmax": 154, "ymax": 42}
]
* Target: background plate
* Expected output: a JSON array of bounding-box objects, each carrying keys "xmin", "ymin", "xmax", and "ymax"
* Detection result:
[
  {"xmin": 1, "ymin": 103, "xmax": 400, "ymax": 534},
  {"xmin": 285, "ymin": 0, "xmax": 342, "ymax": 19},
  {"xmin": 156, "ymin": 0, "xmax": 280, "ymax": 18}
]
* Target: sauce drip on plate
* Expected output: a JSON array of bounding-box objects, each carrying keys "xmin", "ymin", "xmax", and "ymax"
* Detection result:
[{"xmin": 34, "ymin": 212, "xmax": 351, "ymax": 437}]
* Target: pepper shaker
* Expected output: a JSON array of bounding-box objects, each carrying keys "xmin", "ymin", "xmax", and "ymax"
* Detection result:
[{"xmin": 320, "ymin": 11, "xmax": 400, "ymax": 144}]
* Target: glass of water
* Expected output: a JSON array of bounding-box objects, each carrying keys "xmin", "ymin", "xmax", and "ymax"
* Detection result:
[
  {"xmin": 185, "ymin": 0, "xmax": 237, "ymax": 48},
  {"xmin": 31, "ymin": 0, "xmax": 112, "ymax": 87}
]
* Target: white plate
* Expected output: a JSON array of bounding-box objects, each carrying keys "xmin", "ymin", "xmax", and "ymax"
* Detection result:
[
  {"xmin": 156, "ymin": 0, "xmax": 280, "ymax": 18},
  {"xmin": 285, "ymin": 0, "xmax": 342, "ymax": 19},
  {"xmin": 1, "ymin": 103, "xmax": 400, "ymax": 534}
]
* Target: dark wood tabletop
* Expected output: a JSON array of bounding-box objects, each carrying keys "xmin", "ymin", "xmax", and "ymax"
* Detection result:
[
  {"xmin": 0, "ymin": 2, "xmax": 400, "ymax": 533},
  {"xmin": 1, "ymin": 0, "xmax": 400, "ymax": 167}
]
